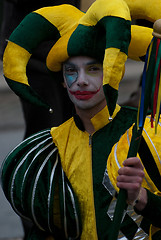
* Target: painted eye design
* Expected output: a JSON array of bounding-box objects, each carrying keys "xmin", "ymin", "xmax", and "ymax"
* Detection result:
[{"xmin": 64, "ymin": 66, "xmax": 78, "ymax": 88}]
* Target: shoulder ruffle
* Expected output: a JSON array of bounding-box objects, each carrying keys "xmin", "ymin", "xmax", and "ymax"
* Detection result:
[{"xmin": 1, "ymin": 129, "xmax": 81, "ymax": 239}]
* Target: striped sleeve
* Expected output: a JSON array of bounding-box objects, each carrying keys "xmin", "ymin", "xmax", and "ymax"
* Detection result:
[{"xmin": 0, "ymin": 129, "xmax": 81, "ymax": 239}]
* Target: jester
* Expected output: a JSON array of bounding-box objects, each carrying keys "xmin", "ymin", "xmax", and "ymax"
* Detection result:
[{"xmin": 1, "ymin": 0, "xmax": 161, "ymax": 239}]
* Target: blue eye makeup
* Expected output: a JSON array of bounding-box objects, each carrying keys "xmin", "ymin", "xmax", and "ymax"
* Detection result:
[
  {"xmin": 65, "ymin": 72, "xmax": 78, "ymax": 88},
  {"xmin": 64, "ymin": 64, "xmax": 78, "ymax": 88}
]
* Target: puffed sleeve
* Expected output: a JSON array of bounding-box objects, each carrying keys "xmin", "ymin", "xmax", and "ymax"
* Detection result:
[
  {"xmin": 107, "ymin": 118, "xmax": 161, "ymax": 238},
  {"xmin": 0, "ymin": 129, "xmax": 81, "ymax": 239}
]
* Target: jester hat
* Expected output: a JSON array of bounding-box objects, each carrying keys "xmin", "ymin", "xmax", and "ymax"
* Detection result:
[{"xmin": 3, "ymin": 0, "xmax": 160, "ymax": 116}]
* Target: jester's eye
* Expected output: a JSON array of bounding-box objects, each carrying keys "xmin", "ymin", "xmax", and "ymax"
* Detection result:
[
  {"xmin": 64, "ymin": 65, "xmax": 78, "ymax": 75},
  {"xmin": 63, "ymin": 64, "xmax": 78, "ymax": 88},
  {"xmin": 86, "ymin": 64, "xmax": 103, "ymax": 74}
]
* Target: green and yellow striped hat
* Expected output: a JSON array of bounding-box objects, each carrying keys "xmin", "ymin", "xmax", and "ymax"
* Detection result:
[{"xmin": 3, "ymin": 0, "xmax": 160, "ymax": 116}]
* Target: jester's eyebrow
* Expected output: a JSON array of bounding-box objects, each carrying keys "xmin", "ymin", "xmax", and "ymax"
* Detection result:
[
  {"xmin": 85, "ymin": 60, "xmax": 101, "ymax": 65},
  {"xmin": 64, "ymin": 62, "xmax": 76, "ymax": 67}
]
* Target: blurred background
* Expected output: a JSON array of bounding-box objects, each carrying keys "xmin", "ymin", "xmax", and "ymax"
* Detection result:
[{"xmin": 0, "ymin": 0, "xmax": 144, "ymax": 239}]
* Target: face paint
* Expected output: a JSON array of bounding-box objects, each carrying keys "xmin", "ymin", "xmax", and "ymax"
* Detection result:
[
  {"xmin": 64, "ymin": 71, "xmax": 78, "ymax": 88},
  {"xmin": 85, "ymin": 64, "xmax": 103, "ymax": 77},
  {"xmin": 63, "ymin": 64, "xmax": 78, "ymax": 88},
  {"xmin": 63, "ymin": 62, "xmax": 103, "ymax": 88},
  {"xmin": 63, "ymin": 56, "xmax": 106, "ymax": 112}
]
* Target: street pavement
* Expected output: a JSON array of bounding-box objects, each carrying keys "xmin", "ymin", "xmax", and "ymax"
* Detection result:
[{"xmin": 0, "ymin": 59, "xmax": 144, "ymax": 239}]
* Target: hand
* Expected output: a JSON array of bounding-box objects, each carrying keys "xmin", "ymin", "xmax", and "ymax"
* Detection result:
[{"xmin": 117, "ymin": 157, "xmax": 147, "ymax": 209}]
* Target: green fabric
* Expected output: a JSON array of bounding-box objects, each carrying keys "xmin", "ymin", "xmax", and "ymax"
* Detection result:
[
  {"xmin": 2, "ymin": 130, "xmax": 53, "ymax": 213},
  {"xmin": 109, "ymin": 124, "xmax": 143, "ymax": 240},
  {"xmin": 135, "ymin": 189, "xmax": 161, "ymax": 229},
  {"xmin": 67, "ymin": 16, "xmax": 131, "ymax": 62},
  {"xmin": 9, "ymin": 12, "xmax": 60, "ymax": 53},
  {"xmin": 67, "ymin": 24, "xmax": 106, "ymax": 62},
  {"xmin": 5, "ymin": 78, "xmax": 50, "ymax": 110},
  {"xmin": 92, "ymin": 107, "xmax": 137, "ymax": 238},
  {"xmin": 110, "ymin": 37, "xmax": 161, "ymax": 240},
  {"xmin": 2, "ymin": 107, "xmax": 161, "ymax": 239},
  {"xmin": 1, "ymin": 129, "xmax": 81, "ymax": 239},
  {"xmin": 138, "ymin": 137, "xmax": 161, "ymax": 191},
  {"xmin": 100, "ymin": 16, "xmax": 131, "ymax": 54},
  {"xmin": 27, "ymin": 227, "xmax": 52, "ymax": 240},
  {"xmin": 58, "ymin": 171, "xmax": 82, "ymax": 239},
  {"xmin": 120, "ymin": 214, "xmax": 138, "ymax": 239},
  {"xmin": 103, "ymin": 84, "xmax": 118, "ymax": 116}
]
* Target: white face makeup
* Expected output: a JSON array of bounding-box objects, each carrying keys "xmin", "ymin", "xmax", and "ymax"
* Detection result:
[{"xmin": 63, "ymin": 56, "xmax": 106, "ymax": 111}]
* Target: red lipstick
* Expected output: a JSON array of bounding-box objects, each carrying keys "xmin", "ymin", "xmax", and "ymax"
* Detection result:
[{"xmin": 69, "ymin": 90, "xmax": 99, "ymax": 100}]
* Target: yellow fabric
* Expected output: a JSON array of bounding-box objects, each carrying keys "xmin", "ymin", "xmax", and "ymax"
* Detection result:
[
  {"xmin": 103, "ymin": 48, "xmax": 127, "ymax": 89},
  {"xmin": 128, "ymin": 25, "xmax": 153, "ymax": 61},
  {"xmin": 79, "ymin": 0, "xmax": 131, "ymax": 26},
  {"xmin": 149, "ymin": 225, "xmax": 161, "ymax": 240},
  {"xmin": 46, "ymin": 28, "xmax": 76, "ymax": 72},
  {"xmin": 142, "ymin": 117, "xmax": 161, "ymax": 177},
  {"xmin": 50, "ymin": 106, "xmax": 121, "ymax": 239},
  {"xmin": 5, "ymin": 0, "xmax": 161, "ymax": 104},
  {"xmin": 107, "ymin": 117, "xmax": 161, "ymax": 194},
  {"xmin": 107, "ymin": 125, "xmax": 133, "ymax": 192},
  {"xmin": 91, "ymin": 104, "xmax": 121, "ymax": 131},
  {"xmin": 35, "ymin": 5, "xmax": 84, "ymax": 37},
  {"xmin": 3, "ymin": 41, "xmax": 31, "ymax": 84},
  {"xmin": 124, "ymin": 0, "xmax": 161, "ymax": 22},
  {"xmin": 4, "ymin": 0, "xmax": 159, "ymax": 96},
  {"xmin": 46, "ymin": 0, "xmax": 130, "ymax": 75},
  {"xmin": 108, "ymin": 121, "xmax": 161, "ymax": 239},
  {"xmin": 51, "ymin": 118, "xmax": 98, "ymax": 239}
]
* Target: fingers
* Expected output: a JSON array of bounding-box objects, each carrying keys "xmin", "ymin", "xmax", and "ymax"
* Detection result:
[
  {"xmin": 117, "ymin": 157, "xmax": 144, "ymax": 187},
  {"xmin": 116, "ymin": 157, "xmax": 145, "ymax": 205},
  {"xmin": 122, "ymin": 157, "xmax": 144, "ymax": 170},
  {"xmin": 116, "ymin": 176, "xmax": 142, "ymax": 190}
]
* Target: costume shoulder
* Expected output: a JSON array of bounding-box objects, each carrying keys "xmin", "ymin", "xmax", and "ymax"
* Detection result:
[{"xmin": 1, "ymin": 128, "xmax": 81, "ymax": 238}]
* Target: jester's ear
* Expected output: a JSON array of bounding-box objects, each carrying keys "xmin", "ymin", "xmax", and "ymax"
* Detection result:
[
  {"xmin": 3, "ymin": 5, "xmax": 83, "ymax": 112},
  {"xmin": 3, "ymin": 41, "xmax": 53, "ymax": 111}
]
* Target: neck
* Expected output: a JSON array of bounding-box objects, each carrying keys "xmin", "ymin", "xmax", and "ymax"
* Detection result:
[{"xmin": 75, "ymin": 101, "xmax": 106, "ymax": 134}]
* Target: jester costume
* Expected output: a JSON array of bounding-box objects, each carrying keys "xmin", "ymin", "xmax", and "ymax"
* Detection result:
[
  {"xmin": 1, "ymin": 104, "xmax": 161, "ymax": 239},
  {"xmin": 1, "ymin": 0, "xmax": 161, "ymax": 239}
]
